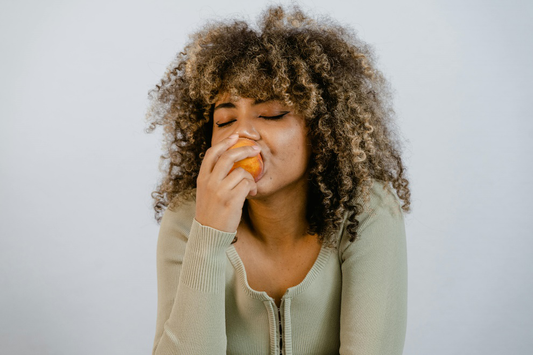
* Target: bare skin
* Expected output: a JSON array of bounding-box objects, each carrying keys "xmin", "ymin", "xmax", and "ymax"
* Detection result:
[
  {"xmin": 234, "ymin": 219, "xmax": 322, "ymax": 307},
  {"xmin": 195, "ymin": 94, "xmax": 322, "ymax": 306}
]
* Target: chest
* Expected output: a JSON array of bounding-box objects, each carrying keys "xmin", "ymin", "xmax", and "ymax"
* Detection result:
[
  {"xmin": 233, "ymin": 239, "xmax": 323, "ymax": 307},
  {"xmin": 224, "ymin": 244, "xmax": 342, "ymax": 355}
]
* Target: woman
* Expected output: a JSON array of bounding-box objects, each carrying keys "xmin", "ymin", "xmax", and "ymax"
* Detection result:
[{"xmin": 146, "ymin": 4, "xmax": 411, "ymax": 355}]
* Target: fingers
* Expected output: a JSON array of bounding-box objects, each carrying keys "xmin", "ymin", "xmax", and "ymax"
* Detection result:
[
  {"xmin": 200, "ymin": 135, "xmax": 261, "ymax": 183},
  {"xmin": 223, "ymin": 167, "xmax": 257, "ymax": 195},
  {"xmin": 198, "ymin": 134, "xmax": 240, "ymax": 177},
  {"xmin": 233, "ymin": 176, "xmax": 258, "ymax": 199},
  {"xmin": 195, "ymin": 135, "xmax": 260, "ymax": 233},
  {"xmin": 211, "ymin": 146, "xmax": 261, "ymax": 182}
]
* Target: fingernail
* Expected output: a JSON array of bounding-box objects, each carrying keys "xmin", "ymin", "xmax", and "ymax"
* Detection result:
[
  {"xmin": 229, "ymin": 134, "xmax": 239, "ymax": 139},
  {"xmin": 252, "ymin": 145, "xmax": 260, "ymax": 150}
]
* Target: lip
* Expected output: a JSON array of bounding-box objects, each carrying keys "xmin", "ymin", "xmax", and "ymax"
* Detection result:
[
  {"xmin": 255, "ymin": 152, "xmax": 265, "ymax": 182},
  {"xmin": 255, "ymin": 169, "xmax": 265, "ymax": 182}
]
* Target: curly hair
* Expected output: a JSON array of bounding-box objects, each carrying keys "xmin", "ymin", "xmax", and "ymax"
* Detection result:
[{"xmin": 145, "ymin": 4, "xmax": 411, "ymax": 247}]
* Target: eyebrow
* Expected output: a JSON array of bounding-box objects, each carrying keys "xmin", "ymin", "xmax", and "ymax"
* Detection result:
[{"xmin": 214, "ymin": 99, "xmax": 271, "ymax": 111}]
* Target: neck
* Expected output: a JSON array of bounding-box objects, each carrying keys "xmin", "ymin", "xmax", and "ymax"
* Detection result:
[{"xmin": 242, "ymin": 179, "xmax": 312, "ymax": 251}]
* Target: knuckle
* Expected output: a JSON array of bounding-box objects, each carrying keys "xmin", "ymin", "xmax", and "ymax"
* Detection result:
[
  {"xmin": 214, "ymin": 189, "xmax": 225, "ymax": 201},
  {"xmin": 196, "ymin": 176, "xmax": 205, "ymax": 186},
  {"xmin": 219, "ymin": 151, "xmax": 232, "ymax": 162},
  {"xmin": 205, "ymin": 146, "xmax": 215, "ymax": 156}
]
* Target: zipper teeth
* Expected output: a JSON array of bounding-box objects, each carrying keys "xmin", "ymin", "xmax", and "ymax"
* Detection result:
[{"xmin": 278, "ymin": 306, "xmax": 283, "ymax": 355}]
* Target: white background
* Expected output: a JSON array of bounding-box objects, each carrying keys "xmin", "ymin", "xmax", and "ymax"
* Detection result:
[{"xmin": 1, "ymin": 0, "xmax": 532, "ymax": 354}]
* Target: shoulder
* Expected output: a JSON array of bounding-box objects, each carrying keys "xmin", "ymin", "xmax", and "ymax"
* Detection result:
[
  {"xmin": 159, "ymin": 189, "xmax": 197, "ymax": 243},
  {"xmin": 360, "ymin": 179, "xmax": 403, "ymax": 221},
  {"xmin": 337, "ymin": 179, "xmax": 405, "ymax": 258}
]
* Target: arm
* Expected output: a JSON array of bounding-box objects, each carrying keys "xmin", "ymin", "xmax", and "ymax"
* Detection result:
[
  {"xmin": 339, "ymin": 183, "xmax": 408, "ymax": 354},
  {"xmin": 152, "ymin": 204, "xmax": 236, "ymax": 355},
  {"xmin": 152, "ymin": 134, "xmax": 259, "ymax": 354}
]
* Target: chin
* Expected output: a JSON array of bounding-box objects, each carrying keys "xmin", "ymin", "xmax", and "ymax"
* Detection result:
[
  {"xmin": 246, "ymin": 178, "xmax": 266, "ymax": 199},
  {"xmin": 248, "ymin": 176, "xmax": 282, "ymax": 200}
]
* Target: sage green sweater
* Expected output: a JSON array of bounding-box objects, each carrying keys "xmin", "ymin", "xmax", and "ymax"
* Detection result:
[{"xmin": 152, "ymin": 180, "xmax": 408, "ymax": 355}]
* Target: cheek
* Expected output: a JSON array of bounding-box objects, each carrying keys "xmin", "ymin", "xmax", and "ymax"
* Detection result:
[{"xmin": 277, "ymin": 128, "xmax": 309, "ymax": 163}]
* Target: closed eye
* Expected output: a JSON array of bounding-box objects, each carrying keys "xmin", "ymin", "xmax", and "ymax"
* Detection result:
[
  {"xmin": 259, "ymin": 112, "xmax": 289, "ymax": 120},
  {"xmin": 215, "ymin": 112, "xmax": 289, "ymax": 127},
  {"xmin": 215, "ymin": 120, "xmax": 236, "ymax": 128}
]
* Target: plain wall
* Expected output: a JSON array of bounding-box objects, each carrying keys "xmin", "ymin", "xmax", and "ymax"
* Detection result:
[{"xmin": 1, "ymin": 0, "xmax": 532, "ymax": 354}]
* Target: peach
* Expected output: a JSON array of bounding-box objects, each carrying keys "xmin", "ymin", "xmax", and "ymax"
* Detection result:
[{"xmin": 228, "ymin": 138, "xmax": 264, "ymax": 182}]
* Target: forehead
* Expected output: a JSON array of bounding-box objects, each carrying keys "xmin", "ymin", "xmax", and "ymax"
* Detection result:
[
  {"xmin": 214, "ymin": 92, "xmax": 289, "ymax": 107},
  {"xmin": 211, "ymin": 82, "xmax": 281, "ymax": 104},
  {"xmin": 214, "ymin": 92, "xmax": 270, "ymax": 103}
]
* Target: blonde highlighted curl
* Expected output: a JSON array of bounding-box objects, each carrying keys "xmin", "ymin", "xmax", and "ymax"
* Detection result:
[{"xmin": 145, "ymin": 4, "xmax": 412, "ymax": 247}]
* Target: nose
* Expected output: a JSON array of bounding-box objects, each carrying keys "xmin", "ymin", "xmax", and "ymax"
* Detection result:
[{"xmin": 230, "ymin": 116, "xmax": 260, "ymax": 141}]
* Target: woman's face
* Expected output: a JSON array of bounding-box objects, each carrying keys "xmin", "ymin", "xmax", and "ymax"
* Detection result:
[{"xmin": 211, "ymin": 93, "xmax": 312, "ymax": 198}]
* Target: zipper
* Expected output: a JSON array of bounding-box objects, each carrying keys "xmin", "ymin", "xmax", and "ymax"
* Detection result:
[{"xmin": 278, "ymin": 305, "xmax": 283, "ymax": 355}]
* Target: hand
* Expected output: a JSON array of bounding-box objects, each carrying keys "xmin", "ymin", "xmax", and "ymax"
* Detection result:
[{"xmin": 195, "ymin": 134, "xmax": 261, "ymax": 233}]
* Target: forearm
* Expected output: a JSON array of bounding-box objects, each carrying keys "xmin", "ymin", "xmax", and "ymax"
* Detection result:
[{"xmin": 154, "ymin": 219, "xmax": 236, "ymax": 355}]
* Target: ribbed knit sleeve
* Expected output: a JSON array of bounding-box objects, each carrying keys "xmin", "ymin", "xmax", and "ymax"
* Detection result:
[
  {"xmin": 338, "ymin": 181, "xmax": 408, "ymax": 355},
  {"xmin": 152, "ymin": 201, "xmax": 236, "ymax": 355}
]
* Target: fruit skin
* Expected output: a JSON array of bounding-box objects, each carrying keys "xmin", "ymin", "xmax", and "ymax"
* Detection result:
[{"xmin": 228, "ymin": 138, "xmax": 264, "ymax": 182}]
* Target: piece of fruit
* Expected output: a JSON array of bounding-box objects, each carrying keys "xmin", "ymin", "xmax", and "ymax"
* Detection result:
[{"xmin": 228, "ymin": 138, "xmax": 264, "ymax": 182}]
